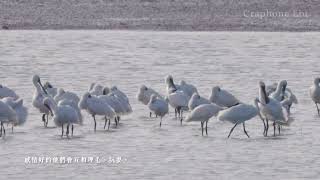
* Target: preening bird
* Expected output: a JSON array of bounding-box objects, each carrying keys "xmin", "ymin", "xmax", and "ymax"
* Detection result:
[
  {"xmin": 256, "ymin": 81, "xmax": 289, "ymax": 136},
  {"xmin": 43, "ymin": 98, "xmax": 81, "ymax": 137},
  {"xmin": 44, "ymin": 82, "xmax": 58, "ymax": 98},
  {"xmin": 31, "ymin": 75, "xmax": 51, "ymax": 127}
]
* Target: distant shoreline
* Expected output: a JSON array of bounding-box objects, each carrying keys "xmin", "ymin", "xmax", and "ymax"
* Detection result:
[
  {"xmin": 2, "ymin": 25, "xmax": 319, "ymax": 32},
  {"xmin": 1, "ymin": 0, "xmax": 319, "ymax": 32}
]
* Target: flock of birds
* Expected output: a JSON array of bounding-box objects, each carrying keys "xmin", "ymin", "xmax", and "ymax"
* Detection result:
[{"xmin": 0, "ymin": 75, "xmax": 320, "ymax": 139}]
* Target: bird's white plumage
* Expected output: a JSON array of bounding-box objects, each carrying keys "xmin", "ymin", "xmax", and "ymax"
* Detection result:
[
  {"xmin": 0, "ymin": 101, "xmax": 17, "ymax": 124},
  {"xmin": 185, "ymin": 104, "xmax": 222, "ymax": 122},
  {"xmin": 188, "ymin": 93, "xmax": 211, "ymax": 110},
  {"xmin": 32, "ymin": 75, "xmax": 50, "ymax": 114},
  {"xmin": 0, "ymin": 84, "xmax": 18, "ymax": 99},
  {"xmin": 44, "ymin": 82, "xmax": 58, "ymax": 98},
  {"xmin": 258, "ymin": 82, "xmax": 289, "ymax": 125},
  {"xmin": 167, "ymin": 90, "xmax": 189, "ymax": 111},
  {"xmin": 209, "ymin": 86, "xmax": 240, "ymax": 107},
  {"xmin": 79, "ymin": 92, "xmax": 115, "ymax": 118},
  {"xmin": 98, "ymin": 94, "xmax": 126, "ymax": 116},
  {"xmin": 218, "ymin": 103, "xmax": 257, "ymax": 124},
  {"xmin": 270, "ymin": 80, "xmax": 287, "ymax": 101},
  {"xmin": 89, "ymin": 83, "xmax": 104, "ymax": 96},
  {"xmin": 58, "ymin": 99, "xmax": 83, "ymax": 125},
  {"xmin": 1, "ymin": 97, "xmax": 28, "ymax": 126},
  {"xmin": 178, "ymin": 80, "xmax": 198, "ymax": 97},
  {"xmin": 54, "ymin": 88, "xmax": 80, "ymax": 104},
  {"xmin": 148, "ymin": 95, "xmax": 169, "ymax": 117},
  {"xmin": 137, "ymin": 85, "xmax": 164, "ymax": 105},
  {"xmin": 44, "ymin": 98, "xmax": 81, "ymax": 131}
]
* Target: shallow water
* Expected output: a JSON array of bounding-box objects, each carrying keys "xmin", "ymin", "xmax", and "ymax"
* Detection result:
[{"xmin": 0, "ymin": 30, "xmax": 320, "ymax": 179}]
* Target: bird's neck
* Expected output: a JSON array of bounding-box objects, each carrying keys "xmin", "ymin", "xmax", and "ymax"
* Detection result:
[{"xmin": 259, "ymin": 86, "xmax": 269, "ymax": 104}]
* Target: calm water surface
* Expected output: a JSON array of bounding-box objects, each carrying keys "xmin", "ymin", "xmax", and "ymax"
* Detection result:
[{"xmin": 0, "ymin": 30, "xmax": 320, "ymax": 179}]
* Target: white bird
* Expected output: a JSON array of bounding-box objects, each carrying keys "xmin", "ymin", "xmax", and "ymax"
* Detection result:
[
  {"xmin": 165, "ymin": 75, "xmax": 197, "ymax": 97},
  {"xmin": 185, "ymin": 104, "xmax": 223, "ymax": 136},
  {"xmin": 188, "ymin": 92, "xmax": 211, "ymax": 110},
  {"xmin": 267, "ymin": 81, "xmax": 297, "ymax": 113},
  {"xmin": 310, "ymin": 78, "xmax": 320, "ymax": 116},
  {"xmin": 270, "ymin": 80, "xmax": 287, "ymax": 101},
  {"xmin": 58, "ymin": 99, "xmax": 83, "ymax": 126},
  {"xmin": 0, "ymin": 101, "xmax": 17, "ymax": 137},
  {"xmin": 165, "ymin": 75, "xmax": 179, "ymax": 95},
  {"xmin": 209, "ymin": 86, "xmax": 240, "ymax": 107},
  {"xmin": 89, "ymin": 83, "xmax": 104, "ymax": 96},
  {"xmin": 98, "ymin": 94, "xmax": 125, "ymax": 129},
  {"xmin": 281, "ymin": 88, "xmax": 298, "ymax": 113},
  {"xmin": 43, "ymin": 98, "xmax": 81, "ymax": 137},
  {"xmin": 31, "ymin": 75, "xmax": 51, "ymax": 127},
  {"xmin": 1, "ymin": 97, "xmax": 28, "ymax": 132},
  {"xmin": 137, "ymin": 85, "xmax": 164, "ymax": 117},
  {"xmin": 178, "ymin": 80, "xmax": 198, "ymax": 97},
  {"xmin": 167, "ymin": 90, "xmax": 189, "ymax": 124},
  {"xmin": 44, "ymin": 82, "xmax": 58, "ymax": 98},
  {"xmin": 54, "ymin": 88, "xmax": 80, "ymax": 104},
  {"xmin": 266, "ymin": 83, "xmax": 278, "ymax": 96},
  {"xmin": 256, "ymin": 81, "xmax": 289, "ymax": 136},
  {"xmin": 218, "ymin": 103, "xmax": 257, "ymax": 138},
  {"xmin": 110, "ymin": 86, "xmax": 129, "ymax": 103},
  {"xmin": 108, "ymin": 86, "xmax": 132, "ymax": 115},
  {"xmin": 79, "ymin": 92, "xmax": 116, "ymax": 132},
  {"xmin": 0, "ymin": 84, "xmax": 19, "ymax": 99},
  {"xmin": 148, "ymin": 95, "xmax": 169, "ymax": 127}
]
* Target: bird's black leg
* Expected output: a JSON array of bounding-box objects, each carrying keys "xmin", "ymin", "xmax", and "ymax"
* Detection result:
[
  {"xmin": 266, "ymin": 119, "xmax": 269, "ymax": 136},
  {"xmin": 288, "ymin": 104, "xmax": 292, "ymax": 113},
  {"xmin": 180, "ymin": 110, "xmax": 183, "ymax": 123},
  {"xmin": 42, "ymin": 114, "xmax": 46, "ymax": 127},
  {"xmin": 228, "ymin": 123, "xmax": 238, "ymax": 138},
  {"xmin": 66, "ymin": 124, "xmax": 69, "ymax": 137},
  {"xmin": 273, "ymin": 122, "xmax": 276, "ymax": 136},
  {"xmin": 160, "ymin": 117, "xmax": 162, "ymax": 127},
  {"xmin": 261, "ymin": 118, "xmax": 266, "ymax": 136},
  {"xmin": 92, "ymin": 115, "xmax": 96, "ymax": 132},
  {"xmin": 46, "ymin": 114, "xmax": 49, "ymax": 127},
  {"xmin": 0, "ymin": 122, "xmax": 2, "ymax": 137},
  {"xmin": 104, "ymin": 116, "xmax": 108, "ymax": 129},
  {"xmin": 243, "ymin": 122, "xmax": 250, "ymax": 138},
  {"xmin": 205, "ymin": 121, "xmax": 209, "ymax": 135},
  {"xmin": 61, "ymin": 124, "xmax": 64, "ymax": 137},
  {"xmin": 108, "ymin": 118, "xmax": 111, "ymax": 130},
  {"xmin": 278, "ymin": 125, "xmax": 281, "ymax": 135},
  {"xmin": 174, "ymin": 108, "xmax": 177, "ymax": 118},
  {"xmin": 201, "ymin": 122, "xmax": 204, "ymax": 136},
  {"xmin": 150, "ymin": 112, "xmax": 152, "ymax": 117},
  {"xmin": 11, "ymin": 124, "xmax": 14, "ymax": 133},
  {"xmin": 72, "ymin": 124, "xmax": 74, "ymax": 136},
  {"xmin": 316, "ymin": 103, "xmax": 320, "ymax": 116}
]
